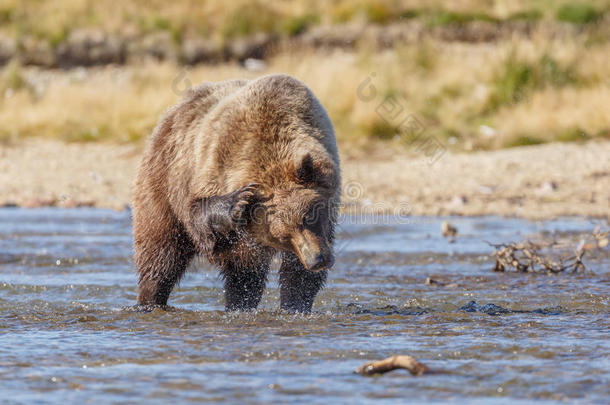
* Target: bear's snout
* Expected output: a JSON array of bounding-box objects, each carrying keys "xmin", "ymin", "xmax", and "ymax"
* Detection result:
[{"xmin": 292, "ymin": 229, "xmax": 333, "ymax": 272}]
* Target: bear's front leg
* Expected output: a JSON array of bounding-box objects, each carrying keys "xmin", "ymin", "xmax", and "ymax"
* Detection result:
[
  {"xmin": 135, "ymin": 211, "xmax": 196, "ymax": 307},
  {"xmin": 279, "ymin": 252, "xmax": 327, "ymax": 313},
  {"xmin": 222, "ymin": 258, "xmax": 270, "ymax": 311}
]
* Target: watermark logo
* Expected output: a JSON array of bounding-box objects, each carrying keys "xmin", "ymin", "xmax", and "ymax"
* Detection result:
[{"xmin": 171, "ymin": 68, "xmax": 193, "ymax": 96}]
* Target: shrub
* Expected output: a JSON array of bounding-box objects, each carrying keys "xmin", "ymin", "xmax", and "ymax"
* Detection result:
[
  {"xmin": 61, "ymin": 126, "xmax": 109, "ymax": 143},
  {"xmin": 367, "ymin": 119, "xmax": 399, "ymax": 140},
  {"xmin": 221, "ymin": 2, "xmax": 278, "ymax": 39},
  {"xmin": 487, "ymin": 54, "xmax": 577, "ymax": 111},
  {"xmin": 557, "ymin": 128, "xmax": 589, "ymax": 142},
  {"xmin": 1, "ymin": 61, "xmax": 26, "ymax": 92},
  {"xmin": 505, "ymin": 135, "xmax": 545, "ymax": 148},
  {"xmin": 427, "ymin": 11, "xmax": 498, "ymax": 27},
  {"xmin": 364, "ymin": 1, "xmax": 394, "ymax": 24},
  {"xmin": 281, "ymin": 14, "xmax": 319, "ymax": 36},
  {"xmin": 556, "ymin": 4, "xmax": 602, "ymax": 24},
  {"xmin": 507, "ymin": 10, "xmax": 543, "ymax": 21}
]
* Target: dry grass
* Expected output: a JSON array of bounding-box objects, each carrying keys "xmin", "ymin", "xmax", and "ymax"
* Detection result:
[{"xmin": 1, "ymin": 23, "xmax": 609, "ymax": 149}]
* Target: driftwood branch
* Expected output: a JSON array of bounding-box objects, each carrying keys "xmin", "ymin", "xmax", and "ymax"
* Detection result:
[
  {"xmin": 489, "ymin": 228, "xmax": 608, "ymax": 275},
  {"xmin": 355, "ymin": 355, "xmax": 429, "ymax": 376}
]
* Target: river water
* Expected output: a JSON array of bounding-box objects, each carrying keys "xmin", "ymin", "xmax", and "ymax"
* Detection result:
[{"xmin": 0, "ymin": 208, "xmax": 608, "ymax": 404}]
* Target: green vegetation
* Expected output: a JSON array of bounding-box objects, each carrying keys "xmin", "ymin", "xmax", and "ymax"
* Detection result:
[
  {"xmin": 0, "ymin": 5, "xmax": 14, "ymax": 24},
  {"xmin": 61, "ymin": 126, "xmax": 108, "ymax": 143},
  {"xmin": 220, "ymin": 2, "xmax": 278, "ymax": 39},
  {"xmin": 412, "ymin": 42, "xmax": 436, "ymax": 72},
  {"xmin": 507, "ymin": 9, "xmax": 543, "ymax": 21},
  {"xmin": 487, "ymin": 54, "xmax": 578, "ymax": 111},
  {"xmin": 556, "ymin": 3, "xmax": 603, "ymax": 24},
  {"xmin": 367, "ymin": 119, "xmax": 399, "ymax": 140},
  {"xmin": 0, "ymin": 130, "xmax": 13, "ymax": 145},
  {"xmin": 49, "ymin": 26, "xmax": 69, "ymax": 48},
  {"xmin": 439, "ymin": 84, "xmax": 462, "ymax": 99},
  {"xmin": 220, "ymin": 3, "xmax": 319, "ymax": 39},
  {"xmin": 426, "ymin": 11, "xmax": 498, "ymax": 27},
  {"xmin": 0, "ymin": 0, "xmax": 609, "ymax": 47},
  {"xmin": 1, "ymin": 60, "xmax": 26, "ymax": 92},
  {"xmin": 556, "ymin": 127, "xmax": 590, "ymax": 142},
  {"xmin": 137, "ymin": 16, "xmax": 184, "ymax": 44},
  {"xmin": 281, "ymin": 14, "xmax": 319, "ymax": 36},
  {"xmin": 399, "ymin": 9, "xmax": 421, "ymax": 20},
  {"xmin": 506, "ymin": 135, "xmax": 546, "ymax": 148},
  {"xmin": 363, "ymin": 1, "xmax": 396, "ymax": 24}
]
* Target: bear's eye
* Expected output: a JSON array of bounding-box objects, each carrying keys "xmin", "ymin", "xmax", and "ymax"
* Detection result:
[{"xmin": 303, "ymin": 212, "xmax": 315, "ymax": 226}]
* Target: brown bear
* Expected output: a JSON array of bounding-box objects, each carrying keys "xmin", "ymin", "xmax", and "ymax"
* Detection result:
[{"xmin": 132, "ymin": 74, "xmax": 341, "ymax": 313}]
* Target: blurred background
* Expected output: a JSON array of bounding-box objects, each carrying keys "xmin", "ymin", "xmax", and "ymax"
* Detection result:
[{"xmin": 0, "ymin": 0, "xmax": 609, "ymax": 215}]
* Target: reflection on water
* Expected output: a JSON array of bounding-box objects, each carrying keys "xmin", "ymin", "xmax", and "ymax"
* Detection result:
[{"xmin": 0, "ymin": 208, "xmax": 608, "ymax": 403}]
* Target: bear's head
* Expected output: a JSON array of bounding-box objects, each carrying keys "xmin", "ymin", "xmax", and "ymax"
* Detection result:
[{"xmin": 249, "ymin": 153, "xmax": 339, "ymax": 272}]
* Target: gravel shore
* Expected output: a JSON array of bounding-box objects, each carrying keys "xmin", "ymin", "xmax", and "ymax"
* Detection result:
[{"xmin": 1, "ymin": 139, "xmax": 608, "ymax": 219}]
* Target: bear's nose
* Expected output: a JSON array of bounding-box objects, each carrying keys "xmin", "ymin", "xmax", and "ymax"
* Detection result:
[
  {"xmin": 292, "ymin": 230, "xmax": 334, "ymax": 271},
  {"xmin": 308, "ymin": 253, "xmax": 334, "ymax": 271}
]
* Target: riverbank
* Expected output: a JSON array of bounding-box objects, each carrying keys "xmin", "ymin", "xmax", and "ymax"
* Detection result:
[{"xmin": 1, "ymin": 139, "xmax": 608, "ymax": 220}]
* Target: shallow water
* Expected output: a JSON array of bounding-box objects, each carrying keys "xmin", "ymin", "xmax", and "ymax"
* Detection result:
[{"xmin": 1, "ymin": 208, "xmax": 609, "ymax": 404}]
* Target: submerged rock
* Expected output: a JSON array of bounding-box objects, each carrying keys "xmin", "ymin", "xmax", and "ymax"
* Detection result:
[
  {"xmin": 441, "ymin": 221, "xmax": 458, "ymax": 237},
  {"xmin": 459, "ymin": 300, "xmax": 565, "ymax": 316},
  {"xmin": 459, "ymin": 300, "xmax": 511, "ymax": 315}
]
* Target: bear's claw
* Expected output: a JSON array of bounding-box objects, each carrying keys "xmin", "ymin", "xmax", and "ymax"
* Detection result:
[{"xmin": 230, "ymin": 183, "xmax": 262, "ymax": 224}]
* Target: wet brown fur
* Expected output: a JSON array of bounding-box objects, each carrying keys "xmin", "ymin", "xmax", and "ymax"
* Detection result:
[{"xmin": 133, "ymin": 74, "xmax": 340, "ymax": 312}]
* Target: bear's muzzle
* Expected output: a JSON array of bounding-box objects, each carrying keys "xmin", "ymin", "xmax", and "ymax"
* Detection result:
[{"xmin": 291, "ymin": 229, "xmax": 333, "ymax": 272}]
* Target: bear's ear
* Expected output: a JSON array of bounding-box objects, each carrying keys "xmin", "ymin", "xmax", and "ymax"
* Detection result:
[
  {"xmin": 296, "ymin": 154, "xmax": 316, "ymax": 184},
  {"xmin": 296, "ymin": 153, "xmax": 335, "ymax": 188}
]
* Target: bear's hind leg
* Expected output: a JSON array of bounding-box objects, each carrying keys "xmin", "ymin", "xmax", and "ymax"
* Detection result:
[
  {"xmin": 135, "ymin": 215, "xmax": 195, "ymax": 307},
  {"xmin": 221, "ymin": 259, "xmax": 269, "ymax": 311},
  {"xmin": 279, "ymin": 252, "xmax": 327, "ymax": 313}
]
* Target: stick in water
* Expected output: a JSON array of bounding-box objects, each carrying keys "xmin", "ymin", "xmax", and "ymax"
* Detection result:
[{"xmin": 355, "ymin": 355, "xmax": 429, "ymax": 376}]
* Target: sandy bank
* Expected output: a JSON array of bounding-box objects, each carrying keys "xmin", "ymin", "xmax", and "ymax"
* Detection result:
[{"xmin": 0, "ymin": 139, "xmax": 608, "ymax": 220}]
